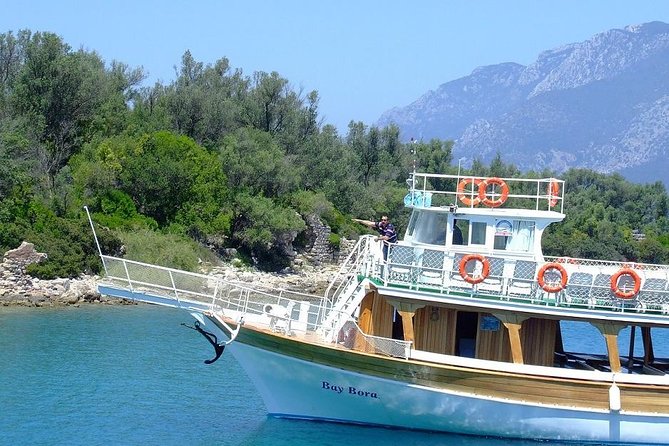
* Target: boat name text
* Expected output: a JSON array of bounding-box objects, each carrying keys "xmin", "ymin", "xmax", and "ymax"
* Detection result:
[{"xmin": 321, "ymin": 381, "xmax": 379, "ymax": 399}]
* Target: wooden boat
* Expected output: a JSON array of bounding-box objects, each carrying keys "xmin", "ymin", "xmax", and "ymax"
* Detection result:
[{"xmin": 93, "ymin": 172, "xmax": 669, "ymax": 444}]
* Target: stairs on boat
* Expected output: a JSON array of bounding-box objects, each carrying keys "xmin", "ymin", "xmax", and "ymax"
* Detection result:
[{"xmin": 320, "ymin": 273, "xmax": 368, "ymax": 342}]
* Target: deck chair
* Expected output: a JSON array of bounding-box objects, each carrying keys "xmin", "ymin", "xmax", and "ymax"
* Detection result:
[
  {"xmin": 387, "ymin": 245, "xmax": 416, "ymax": 283},
  {"xmin": 449, "ymin": 253, "xmax": 474, "ymax": 291},
  {"xmin": 636, "ymin": 277, "xmax": 668, "ymax": 311},
  {"xmin": 507, "ymin": 260, "xmax": 537, "ymax": 297},
  {"xmin": 478, "ymin": 256, "xmax": 506, "ymax": 294},
  {"xmin": 590, "ymin": 273, "xmax": 614, "ymax": 307},
  {"xmin": 564, "ymin": 272, "xmax": 593, "ymax": 305},
  {"xmin": 417, "ymin": 249, "xmax": 445, "ymax": 285}
]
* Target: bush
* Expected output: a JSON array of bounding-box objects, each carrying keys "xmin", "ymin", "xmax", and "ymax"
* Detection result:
[
  {"xmin": 25, "ymin": 210, "xmax": 123, "ymax": 279},
  {"xmin": 116, "ymin": 228, "xmax": 220, "ymax": 272}
]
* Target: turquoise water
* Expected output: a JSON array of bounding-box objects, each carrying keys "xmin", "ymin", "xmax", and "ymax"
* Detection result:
[{"xmin": 0, "ymin": 305, "xmax": 660, "ymax": 445}]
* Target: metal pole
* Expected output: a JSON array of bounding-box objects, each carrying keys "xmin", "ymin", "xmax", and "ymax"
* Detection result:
[
  {"xmin": 84, "ymin": 206, "xmax": 108, "ymax": 276},
  {"xmin": 627, "ymin": 325, "xmax": 636, "ymax": 373},
  {"xmin": 457, "ymin": 157, "xmax": 466, "ymax": 179}
]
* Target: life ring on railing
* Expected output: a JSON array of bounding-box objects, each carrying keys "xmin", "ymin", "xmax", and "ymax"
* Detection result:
[
  {"xmin": 610, "ymin": 268, "xmax": 641, "ymax": 299},
  {"xmin": 555, "ymin": 256, "xmax": 578, "ymax": 265},
  {"xmin": 457, "ymin": 178, "xmax": 482, "ymax": 206},
  {"xmin": 478, "ymin": 177, "xmax": 509, "ymax": 208},
  {"xmin": 548, "ymin": 180, "xmax": 560, "ymax": 207},
  {"xmin": 537, "ymin": 262, "xmax": 568, "ymax": 293},
  {"xmin": 459, "ymin": 254, "xmax": 490, "ymax": 284}
]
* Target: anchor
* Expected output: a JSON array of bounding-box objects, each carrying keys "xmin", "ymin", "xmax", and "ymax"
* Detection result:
[{"xmin": 182, "ymin": 320, "xmax": 225, "ymax": 364}]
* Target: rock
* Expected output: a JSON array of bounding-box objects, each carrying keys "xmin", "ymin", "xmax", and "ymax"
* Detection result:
[
  {"xmin": 3, "ymin": 242, "xmax": 47, "ymax": 266},
  {"xmin": 61, "ymin": 278, "xmax": 100, "ymax": 304}
]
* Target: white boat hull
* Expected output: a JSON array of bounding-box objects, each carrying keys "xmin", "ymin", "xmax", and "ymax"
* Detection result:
[{"xmin": 229, "ymin": 340, "xmax": 669, "ymax": 444}]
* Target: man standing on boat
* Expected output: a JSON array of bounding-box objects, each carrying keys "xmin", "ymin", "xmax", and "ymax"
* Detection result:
[{"xmin": 352, "ymin": 216, "xmax": 397, "ymax": 259}]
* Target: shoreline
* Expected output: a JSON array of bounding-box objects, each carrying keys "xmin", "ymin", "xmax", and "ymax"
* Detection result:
[{"xmin": 1, "ymin": 246, "xmax": 340, "ymax": 308}]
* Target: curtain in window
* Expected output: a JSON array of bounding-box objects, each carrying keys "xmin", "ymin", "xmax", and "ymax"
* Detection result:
[{"xmin": 507, "ymin": 221, "xmax": 534, "ymax": 251}]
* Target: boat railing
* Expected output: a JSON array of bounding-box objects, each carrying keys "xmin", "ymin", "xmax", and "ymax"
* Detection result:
[
  {"xmin": 406, "ymin": 172, "xmax": 564, "ymax": 212},
  {"xmin": 98, "ymin": 254, "xmax": 411, "ymax": 359},
  {"xmin": 99, "ymin": 254, "xmax": 327, "ymax": 310},
  {"xmin": 324, "ymin": 235, "xmax": 379, "ymax": 305},
  {"xmin": 367, "ymin": 245, "xmax": 669, "ymax": 315}
]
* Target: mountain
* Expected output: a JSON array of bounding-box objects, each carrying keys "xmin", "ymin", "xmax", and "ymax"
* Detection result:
[{"xmin": 377, "ymin": 21, "xmax": 669, "ymax": 185}]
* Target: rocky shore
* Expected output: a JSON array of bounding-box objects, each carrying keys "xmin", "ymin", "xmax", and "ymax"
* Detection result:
[{"xmin": 0, "ymin": 242, "xmax": 341, "ymax": 307}]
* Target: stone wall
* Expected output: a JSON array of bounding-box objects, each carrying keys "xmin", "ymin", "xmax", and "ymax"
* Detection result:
[{"xmin": 301, "ymin": 215, "xmax": 356, "ymax": 265}]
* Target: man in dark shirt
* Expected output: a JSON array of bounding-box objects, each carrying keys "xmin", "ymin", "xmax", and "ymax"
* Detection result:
[{"xmin": 352, "ymin": 216, "xmax": 397, "ymax": 259}]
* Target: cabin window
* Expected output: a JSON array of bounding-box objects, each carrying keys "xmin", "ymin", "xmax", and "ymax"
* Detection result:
[
  {"xmin": 407, "ymin": 211, "xmax": 419, "ymax": 236},
  {"xmin": 470, "ymin": 222, "xmax": 487, "ymax": 245},
  {"xmin": 411, "ymin": 211, "xmax": 449, "ymax": 245},
  {"xmin": 452, "ymin": 219, "xmax": 486, "ymax": 246},
  {"xmin": 493, "ymin": 220, "xmax": 535, "ymax": 252},
  {"xmin": 452, "ymin": 219, "xmax": 468, "ymax": 245}
]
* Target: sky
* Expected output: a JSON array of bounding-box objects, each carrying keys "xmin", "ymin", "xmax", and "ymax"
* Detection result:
[{"xmin": 4, "ymin": 1, "xmax": 669, "ymax": 132}]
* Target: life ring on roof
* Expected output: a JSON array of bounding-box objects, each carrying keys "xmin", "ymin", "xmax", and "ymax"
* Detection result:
[
  {"xmin": 478, "ymin": 177, "xmax": 509, "ymax": 208},
  {"xmin": 537, "ymin": 262, "xmax": 568, "ymax": 293},
  {"xmin": 459, "ymin": 254, "xmax": 490, "ymax": 284},
  {"xmin": 548, "ymin": 180, "xmax": 560, "ymax": 207},
  {"xmin": 610, "ymin": 268, "xmax": 641, "ymax": 299},
  {"xmin": 456, "ymin": 178, "xmax": 482, "ymax": 206}
]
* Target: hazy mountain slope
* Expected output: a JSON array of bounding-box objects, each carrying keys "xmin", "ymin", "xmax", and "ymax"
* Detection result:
[{"xmin": 377, "ymin": 21, "xmax": 669, "ymax": 185}]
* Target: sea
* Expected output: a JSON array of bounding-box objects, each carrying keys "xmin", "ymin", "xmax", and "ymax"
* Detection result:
[{"xmin": 1, "ymin": 304, "xmax": 664, "ymax": 446}]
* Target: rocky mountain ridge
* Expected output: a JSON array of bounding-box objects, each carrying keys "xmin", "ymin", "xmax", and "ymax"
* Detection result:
[{"xmin": 378, "ymin": 21, "xmax": 669, "ymax": 185}]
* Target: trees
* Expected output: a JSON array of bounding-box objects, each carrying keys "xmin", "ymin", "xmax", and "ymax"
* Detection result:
[{"xmin": 4, "ymin": 29, "xmax": 669, "ymax": 275}]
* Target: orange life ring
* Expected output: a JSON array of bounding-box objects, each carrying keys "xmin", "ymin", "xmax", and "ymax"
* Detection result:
[
  {"xmin": 478, "ymin": 177, "xmax": 509, "ymax": 208},
  {"xmin": 610, "ymin": 268, "xmax": 641, "ymax": 299},
  {"xmin": 457, "ymin": 178, "xmax": 482, "ymax": 206},
  {"xmin": 459, "ymin": 254, "xmax": 490, "ymax": 284},
  {"xmin": 556, "ymin": 257, "xmax": 578, "ymax": 264},
  {"xmin": 537, "ymin": 262, "xmax": 568, "ymax": 293},
  {"xmin": 548, "ymin": 180, "xmax": 560, "ymax": 207}
]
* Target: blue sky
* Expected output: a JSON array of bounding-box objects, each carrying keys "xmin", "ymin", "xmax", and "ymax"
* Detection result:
[{"xmin": 4, "ymin": 1, "xmax": 669, "ymax": 132}]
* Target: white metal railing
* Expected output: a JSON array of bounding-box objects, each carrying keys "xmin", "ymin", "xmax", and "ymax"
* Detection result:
[
  {"xmin": 406, "ymin": 172, "xmax": 565, "ymax": 213},
  {"xmin": 98, "ymin": 254, "xmax": 412, "ymax": 359},
  {"xmin": 369, "ymin": 245, "xmax": 669, "ymax": 315}
]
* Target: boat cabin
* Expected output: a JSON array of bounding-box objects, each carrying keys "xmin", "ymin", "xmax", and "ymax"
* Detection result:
[{"xmin": 354, "ymin": 173, "xmax": 669, "ymax": 374}]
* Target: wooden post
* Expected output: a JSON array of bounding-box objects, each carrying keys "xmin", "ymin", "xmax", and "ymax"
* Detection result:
[
  {"xmin": 592, "ymin": 322, "xmax": 626, "ymax": 373},
  {"xmin": 494, "ymin": 313, "xmax": 528, "ymax": 365},
  {"xmin": 388, "ymin": 300, "xmax": 425, "ymax": 344},
  {"xmin": 398, "ymin": 311, "xmax": 415, "ymax": 343}
]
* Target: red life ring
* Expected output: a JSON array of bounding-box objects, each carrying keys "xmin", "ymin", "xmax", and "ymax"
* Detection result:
[
  {"xmin": 610, "ymin": 268, "xmax": 641, "ymax": 299},
  {"xmin": 537, "ymin": 262, "xmax": 568, "ymax": 293},
  {"xmin": 556, "ymin": 257, "xmax": 578, "ymax": 264},
  {"xmin": 457, "ymin": 178, "xmax": 482, "ymax": 206},
  {"xmin": 548, "ymin": 180, "xmax": 560, "ymax": 207},
  {"xmin": 478, "ymin": 177, "xmax": 509, "ymax": 208},
  {"xmin": 459, "ymin": 254, "xmax": 490, "ymax": 284}
]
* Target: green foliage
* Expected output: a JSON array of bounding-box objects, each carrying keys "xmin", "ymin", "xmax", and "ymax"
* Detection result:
[
  {"xmin": 92, "ymin": 189, "xmax": 158, "ymax": 230},
  {"xmin": 3, "ymin": 29, "xmax": 669, "ymax": 277},
  {"xmin": 219, "ymin": 127, "xmax": 300, "ymax": 197},
  {"xmin": 288, "ymin": 190, "xmax": 333, "ymax": 218},
  {"xmin": 116, "ymin": 228, "xmax": 219, "ymax": 272},
  {"xmin": 232, "ymin": 192, "xmax": 305, "ymax": 249},
  {"xmin": 327, "ymin": 232, "xmax": 341, "ymax": 249},
  {"xmin": 23, "ymin": 206, "xmax": 123, "ymax": 279}
]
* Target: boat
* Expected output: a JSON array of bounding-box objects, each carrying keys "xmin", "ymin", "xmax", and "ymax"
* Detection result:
[{"xmin": 92, "ymin": 171, "xmax": 669, "ymax": 444}]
